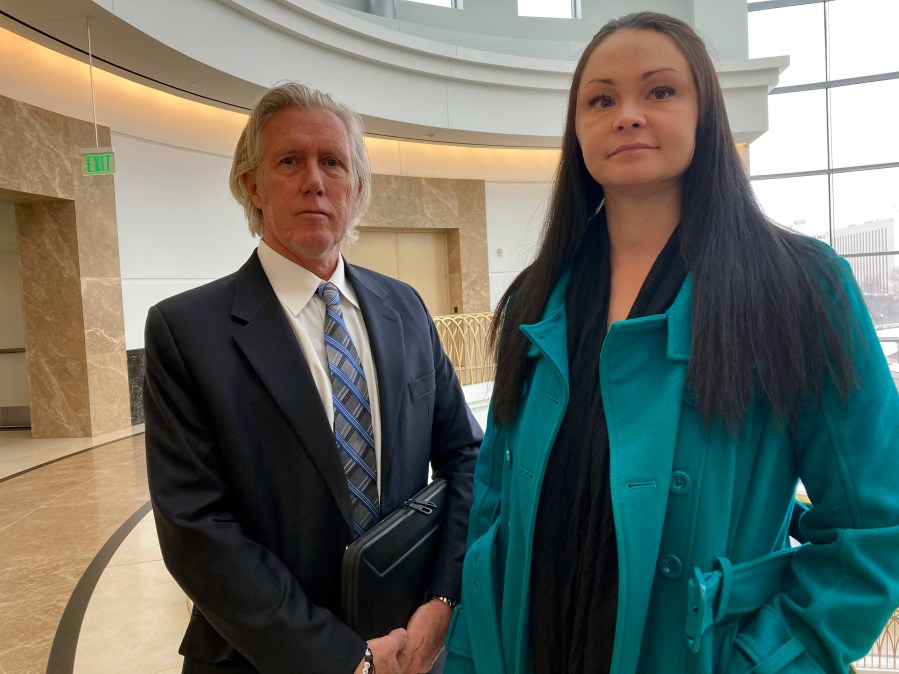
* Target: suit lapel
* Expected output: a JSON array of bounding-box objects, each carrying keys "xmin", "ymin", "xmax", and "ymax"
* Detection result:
[
  {"xmin": 345, "ymin": 264, "xmax": 405, "ymax": 482},
  {"xmin": 231, "ymin": 253, "xmax": 352, "ymax": 531}
]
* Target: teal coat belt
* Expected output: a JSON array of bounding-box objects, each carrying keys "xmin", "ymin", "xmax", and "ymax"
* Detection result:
[{"xmin": 444, "ymin": 254, "xmax": 899, "ymax": 673}]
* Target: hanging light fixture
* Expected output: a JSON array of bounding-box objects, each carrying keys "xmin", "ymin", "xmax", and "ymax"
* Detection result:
[{"xmin": 79, "ymin": 16, "xmax": 115, "ymax": 177}]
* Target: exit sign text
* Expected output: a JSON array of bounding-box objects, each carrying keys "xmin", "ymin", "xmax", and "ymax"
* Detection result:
[{"xmin": 79, "ymin": 147, "xmax": 116, "ymax": 176}]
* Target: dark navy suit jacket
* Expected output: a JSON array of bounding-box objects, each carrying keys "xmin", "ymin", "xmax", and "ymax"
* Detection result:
[{"xmin": 144, "ymin": 252, "xmax": 481, "ymax": 673}]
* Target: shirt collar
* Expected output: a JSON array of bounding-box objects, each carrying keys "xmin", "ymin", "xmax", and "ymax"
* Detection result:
[{"xmin": 257, "ymin": 239, "xmax": 359, "ymax": 316}]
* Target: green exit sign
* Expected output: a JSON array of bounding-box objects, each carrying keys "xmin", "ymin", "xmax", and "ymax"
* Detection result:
[{"xmin": 79, "ymin": 147, "xmax": 115, "ymax": 176}]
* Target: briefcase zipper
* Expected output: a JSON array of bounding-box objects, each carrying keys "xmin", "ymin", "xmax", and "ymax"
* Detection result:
[{"xmin": 403, "ymin": 498, "xmax": 437, "ymax": 515}]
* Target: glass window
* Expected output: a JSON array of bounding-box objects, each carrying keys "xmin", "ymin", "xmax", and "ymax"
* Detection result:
[
  {"xmin": 829, "ymin": 0, "xmax": 899, "ymax": 80},
  {"xmin": 830, "ymin": 78, "xmax": 899, "ymax": 168},
  {"xmin": 750, "ymin": 174, "xmax": 830, "ymax": 241},
  {"xmin": 517, "ymin": 0, "xmax": 573, "ymax": 19},
  {"xmin": 863, "ymin": 253, "xmax": 899, "ymax": 330},
  {"xmin": 748, "ymin": 90, "xmax": 828, "ymax": 175},
  {"xmin": 831, "ymin": 167, "xmax": 899, "ymax": 236},
  {"xmin": 748, "ymin": 4, "xmax": 825, "ymax": 87},
  {"xmin": 843, "ymin": 253, "xmax": 898, "ymax": 329}
]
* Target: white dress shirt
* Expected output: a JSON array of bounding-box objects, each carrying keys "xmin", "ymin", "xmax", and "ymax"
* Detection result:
[{"xmin": 257, "ymin": 240, "xmax": 382, "ymax": 495}]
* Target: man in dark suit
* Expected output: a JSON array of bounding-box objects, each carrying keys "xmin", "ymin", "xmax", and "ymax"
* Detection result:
[{"xmin": 144, "ymin": 82, "xmax": 481, "ymax": 674}]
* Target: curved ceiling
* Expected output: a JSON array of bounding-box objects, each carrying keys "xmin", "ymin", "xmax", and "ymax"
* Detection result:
[{"xmin": 0, "ymin": 0, "xmax": 787, "ymax": 147}]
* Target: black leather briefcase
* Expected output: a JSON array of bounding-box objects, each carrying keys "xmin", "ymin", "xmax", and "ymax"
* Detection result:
[{"xmin": 340, "ymin": 478, "xmax": 447, "ymax": 640}]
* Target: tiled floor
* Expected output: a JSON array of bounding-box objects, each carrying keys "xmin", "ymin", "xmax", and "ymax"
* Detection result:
[
  {"xmin": 0, "ymin": 371, "xmax": 895, "ymax": 673},
  {"xmin": 0, "ymin": 385, "xmax": 493, "ymax": 674},
  {"xmin": 0, "ymin": 428, "xmax": 187, "ymax": 674}
]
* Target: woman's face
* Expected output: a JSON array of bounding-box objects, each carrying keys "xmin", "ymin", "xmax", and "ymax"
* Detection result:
[{"xmin": 575, "ymin": 29, "xmax": 699, "ymax": 199}]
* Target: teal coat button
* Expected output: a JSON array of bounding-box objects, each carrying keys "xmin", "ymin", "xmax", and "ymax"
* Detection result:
[
  {"xmin": 659, "ymin": 554, "xmax": 683, "ymax": 579},
  {"xmin": 670, "ymin": 471, "xmax": 692, "ymax": 494}
]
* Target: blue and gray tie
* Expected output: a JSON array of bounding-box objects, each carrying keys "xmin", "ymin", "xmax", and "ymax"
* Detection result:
[{"xmin": 317, "ymin": 282, "xmax": 379, "ymax": 538}]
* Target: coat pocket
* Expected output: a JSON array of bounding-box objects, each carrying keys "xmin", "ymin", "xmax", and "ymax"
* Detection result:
[{"xmin": 408, "ymin": 369, "xmax": 436, "ymax": 400}]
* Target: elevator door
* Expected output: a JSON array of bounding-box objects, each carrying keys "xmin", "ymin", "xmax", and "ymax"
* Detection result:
[
  {"xmin": 0, "ymin": 203, "xmax": 30, "ymax": 428},
  {"xmin": 344, "ymin": 230, "xmax": 451, "ymax": 316}
]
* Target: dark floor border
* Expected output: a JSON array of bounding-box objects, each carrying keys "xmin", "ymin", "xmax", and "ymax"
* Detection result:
[
  {"xmin": 0, "ymin": 431, "xmax": 145, "ymax": 485},
  {"xmin": 46, "ymin": 499, "xmax": 154, "ymax": 674}
]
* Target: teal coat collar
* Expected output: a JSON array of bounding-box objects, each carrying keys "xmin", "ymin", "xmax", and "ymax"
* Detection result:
[{"xmin": 519, "ymin": 269, "xmax": 693, "ymax": 371}]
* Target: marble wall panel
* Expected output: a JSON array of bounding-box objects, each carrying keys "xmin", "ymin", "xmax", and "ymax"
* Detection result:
[
  {"xmin": 73, "ymin": 193, "xmax": 121, "ymax": 278},
  {"xmin": 26, "ymin": 356, "xmax": 91, "ymax": 438},
  {"xmin": 366, "ymin": 175, "xmax": 426, "ymax": 230},
  {"xmin": 68, "ymin": 121, "xmax": 121, "ymax": 278},
  {"xmin": 0, "ymin": 98, "xmax": 74, "ymax": 201},
  {"xmin": 15, "ymin": 201, "xmax": 86, "ymax": 361},
  {"xmin": 456, "ymin": 181, "xmax": 490, "ymax": 313},
  {"xmin": 81, "ymin": 277, "xmax": 127, "ymax": 355},
  {"xmin": 86, "ymin": 351, "xmax": 131, "ymax": 436},
  {"xmin": 422, "ymin": 178, "xmax": 458, "ymax": 230},
  {"xmin": 0, "ymin": 95, "xmax": 14, "ymax": 189},
  {"xmin": 363, "ymin": 174, "xmax": 489, "ymax": 313}
]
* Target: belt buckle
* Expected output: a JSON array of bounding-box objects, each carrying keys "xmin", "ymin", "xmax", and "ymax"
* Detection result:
[{"xmin": 685, "ymin": 567, "xmax": 709, "ymax": 653}]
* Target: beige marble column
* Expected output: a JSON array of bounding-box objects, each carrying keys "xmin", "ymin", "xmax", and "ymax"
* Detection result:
[
  {"xmin": 16, "ymin": 201, "xmax": 92, "ymax": 436},
  {"xmin": 67, "ymin": 118, "xmax": 130, "ymax": 436},
  {"xmin": 456, "ymin": 180, "xmax": 490, "ymax": 313},
  {"xmin": 1, "ymin": 94, "xmax": 129, "ymax": 437}
]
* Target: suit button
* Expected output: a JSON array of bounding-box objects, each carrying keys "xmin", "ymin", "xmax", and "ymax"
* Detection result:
[
  {"xmin": 659, "ymin": 554, "xmax": 683, "ymax": 579},
  {"xmin": 670, "ymin": 471, "xmax": 692, "ymax": 494},
  {"xmin": 504, "ymin": 449, "xmax": 512, "ymax": 465}
]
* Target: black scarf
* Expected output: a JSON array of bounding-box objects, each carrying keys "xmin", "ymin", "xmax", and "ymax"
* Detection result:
[{"xmin": 530, "ymin": 211, "xmax": 686, "ymax": 674}]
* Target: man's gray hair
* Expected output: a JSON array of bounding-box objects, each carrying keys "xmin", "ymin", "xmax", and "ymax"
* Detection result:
[{"xmin": 229, "ymin": 82, "xmax": 372, "ymax": 242}]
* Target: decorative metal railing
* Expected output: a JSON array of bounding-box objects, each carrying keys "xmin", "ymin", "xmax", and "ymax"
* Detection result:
[
  {"xmin": 433, "ymin": 312, "xmax": 496, "ymax": 386},
  {"xmin": 856, "ymin": 608, "xmax": 899, "ymax": 671}
]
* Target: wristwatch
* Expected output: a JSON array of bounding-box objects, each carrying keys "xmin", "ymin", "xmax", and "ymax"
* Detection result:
[
  {"xmin": 362, "ymin": 647, "xmax": 375, "ymax": 674},
  {"xmin": 428, "ymin": 595, "xmax": 459, "ymax": 610}
]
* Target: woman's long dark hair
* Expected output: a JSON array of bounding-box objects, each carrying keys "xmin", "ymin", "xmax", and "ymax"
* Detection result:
[{"xmin": 490, "ymin": 12, "xmax": 855, "ymax": 430}]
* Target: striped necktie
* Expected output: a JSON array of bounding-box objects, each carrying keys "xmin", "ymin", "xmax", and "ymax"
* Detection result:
[{"xmin": 316, "ymin": 282, "xmax": 379, "ymax": 538}]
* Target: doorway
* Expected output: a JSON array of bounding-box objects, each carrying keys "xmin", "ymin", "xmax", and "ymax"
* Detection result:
[
  {"xmin": 0, "ymin": 203, "xmax": 30, "ymax": 429},
  {"xmin": 344, "ymin": 229, "xmax": 452, "ymax": 316}
]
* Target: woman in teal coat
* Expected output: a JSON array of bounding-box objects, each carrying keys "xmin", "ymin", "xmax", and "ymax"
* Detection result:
[{"xmin": 443, "ymin": 11, "xmax": 899, "ymax": 674}]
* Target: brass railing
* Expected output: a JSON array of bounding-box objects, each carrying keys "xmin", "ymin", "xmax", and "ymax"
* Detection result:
[
  {"xmin": 433, "ymin": 312, "xmax": 496, "ymax": 386},
  {"xmin": 856, "ymin": 608, "xmax": 899, "ymax": 671}
]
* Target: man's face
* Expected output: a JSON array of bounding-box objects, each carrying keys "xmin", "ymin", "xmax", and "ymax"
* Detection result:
[{"xmin": 243, "ymin": 106, "xmax": 357, "ymax": 278}]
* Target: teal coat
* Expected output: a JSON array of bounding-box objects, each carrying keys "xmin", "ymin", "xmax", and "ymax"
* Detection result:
[{"xmin": 444, "ymin": 255, "xmax": 899, "ymax": 673}]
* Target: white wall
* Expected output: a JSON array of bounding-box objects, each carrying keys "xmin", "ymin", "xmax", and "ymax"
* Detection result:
[
  {"xmin": 484, "ymin": 182, "xmax": 552, "ymax": 308},
  {"xmin": 113, "ymin": 130, "xmax": 554, "ymax": 346},
  {"xmin": 113, "ymin": 133, "xmax": 255, "ymax": 349}
]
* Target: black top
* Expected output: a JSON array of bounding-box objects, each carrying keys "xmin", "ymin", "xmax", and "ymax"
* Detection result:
[{"xmin": 530, "ymin": 211, "xmax": 686, "ymax": 674}]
